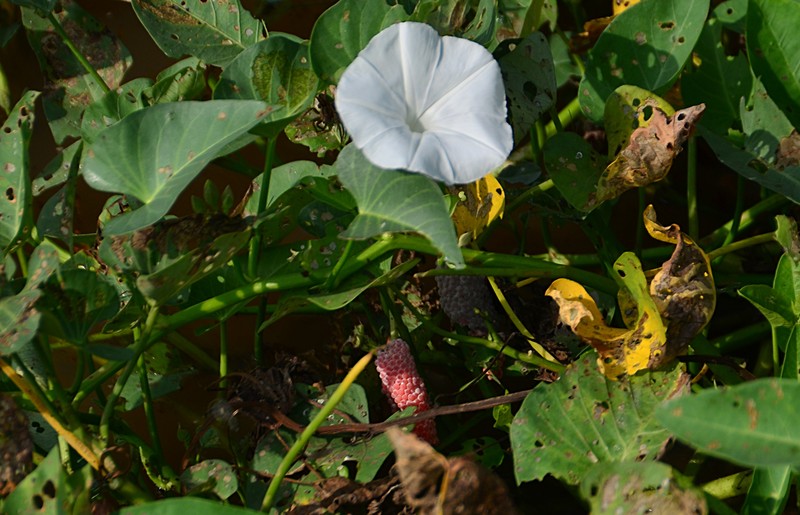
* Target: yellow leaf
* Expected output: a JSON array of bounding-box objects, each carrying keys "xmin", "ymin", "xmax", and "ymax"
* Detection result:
[
  {"xmin": 546, "ymin": 254, "xmax": 669, "ymax": 380},
  {"xmin": 450, "ymin": 174, "xmax": 504, "ymax": 241},
  {"xmin": 612, "ymin": 0, "xmax": 641, "ymax": 15}
]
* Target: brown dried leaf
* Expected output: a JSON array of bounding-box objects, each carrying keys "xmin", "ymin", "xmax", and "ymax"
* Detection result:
[
  {"xmin": 287, "ymin": 475, "xmax": 411, "ymax": 515},
  {"xmin": 0, "ymin": 394, "xmax": 33, "ymax": 496},
  {"xmin": 644, "ymin": 205, "xmax": 715, "ymax": 361},
  {"xmin": 775, "ymin": 130, "xmax": 800, "ymax": 170},
  {"xmin": 388, "ymin": 427, "xmax": 521, "ymax": 515},
  {"xmin": 592, "ymin": 104, "xmax": 705, "ymax": 207}
]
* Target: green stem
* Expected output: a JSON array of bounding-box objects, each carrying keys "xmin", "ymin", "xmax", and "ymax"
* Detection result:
[
  {"xmin": 159, "ymin": 274, "xmax": 314, "ymax": 336},
  {"xmin": 261, "ymin": 351, "xmax": 375, "ymax": 512},
  {"xmin": 707, "ymin": 233, "xmax": 776, "ymax": 261},
  {"xmin": 99, "ymin": 306, "xmax": 160, "ymax": 444},
  {"xmin": 495, "ymin": 178, "xmax": 554, "ymax": 218},
  {"xmin": 507, "ymin": 97, "xmax": 583, "ymax": 164},
  {"xmin": 249, "ymin": 139, "xmax": 277, "ymax": 365},
  {"xmin": 165, "ymin": 332, "xmax": 218, "ymax": 371},
  {"xmin": 703, "ymin": 195, "xmax": 788, "ymax": 247},
  {"xmin": 712, "ymin": 320, "xmax": 771, "ymax": 353},
  {"xmin": 722, "ymin": 175, "xmax": 746, "ymax": 248},
  {"xmin": 324, "ymin": 239, "xmax": 355, "ymax": 291},
  {"xmin": 686, "ymin": 136, "xmax": 699, "ymax": 240},
  {"xmin": 47, "ymin": 13, "xmax": 110, "ymax": 95},
  {"xmin": 138, "ymin": 353, "xmax": 163, "ymax": 460}
]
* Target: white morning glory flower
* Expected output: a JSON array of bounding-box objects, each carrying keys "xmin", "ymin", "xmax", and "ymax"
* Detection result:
[{"xmin": 335, "ymin": 22, "xmax": 513, "ymax": 185}]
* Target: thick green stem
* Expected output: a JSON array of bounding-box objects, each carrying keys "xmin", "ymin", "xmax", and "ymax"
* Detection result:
[
  {"xmin": 249, "ymin": 139, "xmax": 277, "ymax": 364},
  {"xmin": 707, "ymin": 233, "xmax": 776, "ymax": 261},
  {"xmin": 703, "ymin": 195, "xmax": 788, "ymax": 247},
  {"xmin": 261, "ymin": 352, "xmax": 375, "ymax": 512}
]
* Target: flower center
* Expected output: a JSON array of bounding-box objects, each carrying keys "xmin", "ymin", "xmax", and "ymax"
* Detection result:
[{"xmin": 406, "ymin": 114, "xmax": 427, "ymax": 133}]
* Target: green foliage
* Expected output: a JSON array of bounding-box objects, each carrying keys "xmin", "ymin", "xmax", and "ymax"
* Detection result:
[
  {"xmin": 511, "ymin": 351, "xmax": 688, "ymax": 484},
  {"xmin": 579, "ymin": 0, "xmax": 708, "ymax": 121},
  {"xmin": 3, "ymin": 0, "xmax": 800, "ymax": 512}
]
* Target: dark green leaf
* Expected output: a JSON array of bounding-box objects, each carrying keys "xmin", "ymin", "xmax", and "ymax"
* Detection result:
[
  {"xmin": 83, "ymin": 100, "xmax": 271, "ymax": 235},
  {"xmin": 498, "ymin": 32, "xmax": 557, "ymax": 144},
  {"xmin": 309, "ymin": 0, "xmax": 409, "ymax": 83},
  {"xmin": 510, "ymin": 351, "xmax": 689, "ymax": 484},
  {"xmin": 656, "ymin": 378, "xmax": 800, "ymax": 467},
  {"xmin": 215, "ymin": 34, "xmax": 319, "ymax": 137},
  {"xmin": 131, "ymin": 0, "xmax": 262, "ymax": 67},
  {"xmin": 0, "ymin": 91, "xmax": 37, "ymax": 255},
  {"xmin": 38, "ymin": 269, "xmax": 119, "ymax": 344},
  {"xmin": 715, "ymin": 0, "xmax": 746, "ymax": 32},
  {"xmin": 335, "ymin": 144, "xmax": 463, "ymax": 267},
  {"xmin": 9, "ymin": 0, "xmax": 55, "ymax": 10},
  {"xmin": 682, "ymin": 18, "xmax": 751, "ymax": 134},
  {"xmin": 578, "ymin": 0, "xmax": 709, "ymax": 122},
  {"xmin": 747, "ymin": 0, "xmax": 800, "ymax": 130},
  {"xmin": 700, "ymin": 127, "xmax": 800, "ymax": 204},
  {"xmin": 543, "ymin": 132, "xmax": 606, "ymax": 212},
  {"xmin": 22, "ymin": 0, "xmax": 131, "ymax": 143}
]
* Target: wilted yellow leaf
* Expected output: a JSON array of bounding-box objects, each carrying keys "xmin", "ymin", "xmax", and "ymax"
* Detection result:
[
  {"xmin": 590, "ymin": 103, "xmax": 705, "ymax": 209},
  {"xmin": 450, "ymin": 174, "xmax": 505, "ymax": 241},
  {"xmin": 547, "ymin": 252, "xmax": 668, "ymax": 380},
  {"xmin": 644, "ymin": 206, "xmax": 716, "ymax": 358}
]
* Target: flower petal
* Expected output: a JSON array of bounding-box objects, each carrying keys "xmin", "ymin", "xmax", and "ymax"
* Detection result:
[{"xmin": 335, "ymin": 21, "xmax": 513, "ymax": 184}]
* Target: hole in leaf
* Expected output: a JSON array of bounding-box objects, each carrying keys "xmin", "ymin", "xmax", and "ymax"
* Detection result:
[
  {"xmin": 43, "ymin": 480, "xmax": 56, "ymax": 498},
  {"xmin": 5, "ymin": 187, "xmax": 14, "ymax": 201},
  {"xmin": 33, "ymin": 494, "xmax": 44, "ymax": 509},
  {"xmin": 659, "ymin": 21, "xmax": 675, "ymax": 30}
]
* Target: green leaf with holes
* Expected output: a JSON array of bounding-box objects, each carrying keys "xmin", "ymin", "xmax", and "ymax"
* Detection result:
[
  {"xmin": 82, "ymin": 100, "xmax": 270, "ymax": 235},
  {"xmin": 657, "ymin": 378, "xmax": 800, "ymax": 467},
  {"xmin": 309, "ymin": 0, "xmax": 409, "ymax": 83},
  {"xmin": 335, "ymin": 144, "xmax": 463, "ymax": 267},
  {"xmin": 747, "ymin": 0, "xmax": 800, "ymax": 130},
  {"xmin": 510, "ymin": 350, "xmax": 689, "ymax": 485},
  {"xmin": 579, "ymin": 461, "xmax": 707, "ymax": 514},
  {"xmin": 0, "ymin": 91, "xmax": 37, "ymax": 255},
  {"xmin": 131, "ymin": 0, "xmax": 262, "ymax": 67},
  {"xmin": 22, "ymin": 2, "xmax": 131, "ymax": 143},
  {"xmin": 3, "ymin": 446, "xmax": 92, "ymax": 514},
  {"xmin": 215, "ymin": 34, "xmax": 318, "ymax": 138},
  {"xmin": 578, "ymin": 0, "xmax": 709, "ymax": 122},
  {"xmin": 497, "ymin": 31, "xmax": 557, "ymax": 144},
  {"xmin": 143, "ymin": 56, "xmax": 207, "ymax": 105}
]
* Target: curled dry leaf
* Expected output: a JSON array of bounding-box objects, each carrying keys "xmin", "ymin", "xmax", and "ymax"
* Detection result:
[
  {"xmin": 546, "ymin": 206, "xmax": 714, "ymax": 379},
  {"xmin": 591, "ymin": 103, "xmax": 706, "ymax": 208},
  {"xmin": 546, "ymin": 254, "xmax": 668, "ymax": 380},
  {"xmin": 388, "ymin": 427, "xmax": 520, "ymax": 515},
  {"xmin": 775, "ymin": 130, "xmax": 800, "ymax": 170},
  {"xmin": 644, "ymin": 205, "xmax": 715, "ymax": 360}
]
